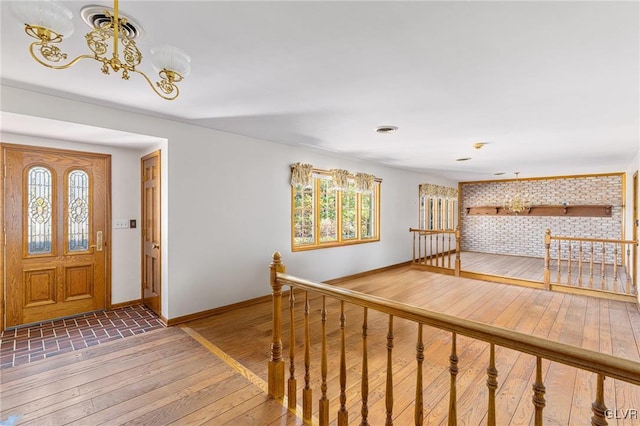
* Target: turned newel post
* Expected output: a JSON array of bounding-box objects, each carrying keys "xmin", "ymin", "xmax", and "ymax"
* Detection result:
[
  {"xmin": 544, "ymin": 229, "xmax": 551, "ymax": 290},
  {"xmin": 268, "ymin": 252, "xmax": 286, "ymax": 399},
  {"xmin": 454, "ymin": 226, "xmax": 461, "ymax": 276}
]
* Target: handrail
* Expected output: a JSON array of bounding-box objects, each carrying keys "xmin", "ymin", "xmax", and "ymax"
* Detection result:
[
  {"xmin": 409, "ymin": 227, "xmax": 456, "ymax": 234},
  {"xmin": 544, "ymin": 228, "xmax": 638, "ymax": 294},
  {"xmin": 276, "ymin": 272, "xmax": 640, "ymax": 385},
  {"xmin": 409, "ymin": 227, "xmax": 460, "ymax": 275},
  {"xmin": 550, "ymin": 235, "xmax": 637, "ymax": 245}
]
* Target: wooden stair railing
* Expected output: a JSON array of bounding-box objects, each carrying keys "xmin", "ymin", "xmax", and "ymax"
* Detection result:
[
  {"xmin": 409, "ymin": 228, "xmax": 460, "ymax": 276},
  {"xmin": 268, "ymin": 252, "xmax": 640, "ymax": 426},
  {"xmin": 544, "ymin": 229, "xmax": 638, "ymax": 296}
]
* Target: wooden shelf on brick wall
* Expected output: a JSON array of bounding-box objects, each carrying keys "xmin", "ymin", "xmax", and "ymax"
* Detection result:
[{"xmin": 465, "ymin": 205, "xmax": 612, "ymax": 217}]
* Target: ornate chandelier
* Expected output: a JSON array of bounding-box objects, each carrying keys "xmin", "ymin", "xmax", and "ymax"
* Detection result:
[
  {"xmin": 503, "ymin": 172, "xmax": 531, "ymax": 215},
  {"xmin": 13, "ymin": 0, "xmax": 191, "ymax": 100}
]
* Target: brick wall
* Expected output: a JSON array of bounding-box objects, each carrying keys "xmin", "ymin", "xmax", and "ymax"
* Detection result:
[{"xmin": 460, "ymin": 174, "xmax": 623, "ymax": 258}]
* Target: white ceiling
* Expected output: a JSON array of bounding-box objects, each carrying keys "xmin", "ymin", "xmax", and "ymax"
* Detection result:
[{"xmin": 1, "ymin": 1, "xmax": 638, "ymax": 181}]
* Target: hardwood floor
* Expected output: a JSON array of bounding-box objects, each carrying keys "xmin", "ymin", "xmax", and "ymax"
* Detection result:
[
  {"xmin": 0, "ymin": 327, "xmax": 296, "ymax": 425},
  {"xmin": 460, "ymin": 251, "xmax": 633, "ymax": 294},
  {"xmin": 187, "ymin": 265, "xmax": 640, "ymax": 425},
  {"xmin": 2, "ymin": 265, "xmax": 639, "ymax": 425}
]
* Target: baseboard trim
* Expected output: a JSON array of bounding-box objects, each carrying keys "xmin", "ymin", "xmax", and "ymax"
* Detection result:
[
  {"xmin": 165, "ymin": 294, "xmax": 276, "ymax": 326},
  {"xmin": 459, "ymin": 271, "xmax": 544, "ymax": 289},
  {"xmin": 323, "ymin": 260, "xmax": 412, "ymax": 285},
  {"xmin": 110, "ymin": 299, "xmax": 143, "ymax": 309},
  {"xmin": 165, "ymin": 261, "xmax": 411, "ymax": 325}
]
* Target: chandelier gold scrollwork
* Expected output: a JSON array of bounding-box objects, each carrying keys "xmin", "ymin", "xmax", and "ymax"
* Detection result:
[
  {"xmin": 14, "ymin": 0, "xmax": 191, "ymax": 100},
  {"xmin": 503, "ymin": 172, "xmax": 531, "ymax": 215}
]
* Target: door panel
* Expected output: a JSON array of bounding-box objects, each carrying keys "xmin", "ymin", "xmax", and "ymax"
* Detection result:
[
  {"xmin": 4, "ymin": 145, "xmax": 109, "ymax": 328},
  {"xmin": 141, "ymin": 151, "xmax": 161, "ymax": 317}
]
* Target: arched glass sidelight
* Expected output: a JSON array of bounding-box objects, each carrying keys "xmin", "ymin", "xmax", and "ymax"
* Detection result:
[
  {"xmin": 27, "ymin": 166, "xmax": 53, "ymax": 255},
  {"xmin": 67, "ymin": 170, "xmax": 90, "ymax": 252}
]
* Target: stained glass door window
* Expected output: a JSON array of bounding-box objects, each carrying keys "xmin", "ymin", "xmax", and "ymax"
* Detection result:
[
  {"xmin": 67, "ymin": 170, "xmax": 90, "ymax": 252},
  {"xmin": 27, "ymin": 166, "xmax": 53, "ymax": 255}
]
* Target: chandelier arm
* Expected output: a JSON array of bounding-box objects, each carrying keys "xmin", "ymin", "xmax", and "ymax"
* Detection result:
[
  {"xmin": 29, "ymin": 41, "xmax": 95, "ymax": 70},
  {"xmin": 130, "ymin": 68, "xmax": 180, "ymax": 101}
]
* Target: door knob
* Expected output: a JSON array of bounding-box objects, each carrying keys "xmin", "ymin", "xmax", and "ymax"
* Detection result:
[{"xmin": 90, "ymin": 231, "xmax": 103, "ymax": 252}]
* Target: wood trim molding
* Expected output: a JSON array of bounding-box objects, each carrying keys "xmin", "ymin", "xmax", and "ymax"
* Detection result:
[
  {"xmin": 323, "ymin": 260, "xmax": 412, "ymax": 285},
  {"xmin": 465, "ymin": 205, "xmax": 612, "ymax": 217},
  {"xmin": 165, "ymin": 261, "xmax": 411, "ymax": 326},
  {"xmin": 165, "ymin": 294, "xmax": 276, "ymax": 326},
  {"xmin": 110, "ymin": 299, "xmax": 143, "ymax": 309}
]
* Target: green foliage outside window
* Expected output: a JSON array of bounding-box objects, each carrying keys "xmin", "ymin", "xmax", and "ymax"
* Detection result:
[{"xmin": 292, "ymin": 172, "xmax": 380, "ymax": 251}]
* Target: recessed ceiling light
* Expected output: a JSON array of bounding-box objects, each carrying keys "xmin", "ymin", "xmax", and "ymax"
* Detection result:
[
  {"xmin": 494, "ymin": 172, "xmax": 506, "ymax": 175},
  {"xmin": 473, "ymin": 142, "xmax": 488, "ymax": 149},
  {"xmin": 375, "ymin": 125, "xmax": 398, "ymax": 134},
  {"xmin": 456, "ymin": 157, "xmax": 471, "ymax": 162}
]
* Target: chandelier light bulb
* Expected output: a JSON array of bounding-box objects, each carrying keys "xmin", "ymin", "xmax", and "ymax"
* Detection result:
[
  {"xmin": 13, "ymin": 0, "xmax": 75, "ymax": 37},
  {"xmin": 150, "ymin": 45, "xmax": 192, "ymax": 77}
]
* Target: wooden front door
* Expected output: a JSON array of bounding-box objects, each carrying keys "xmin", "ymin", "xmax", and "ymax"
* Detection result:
[
  {"xmin": 141, "ymin": 151, "xmax": 161, "ymax": 317},
  {"xmin": 3, "ymin": 144, "xmax": 110, "ymax": 328}
]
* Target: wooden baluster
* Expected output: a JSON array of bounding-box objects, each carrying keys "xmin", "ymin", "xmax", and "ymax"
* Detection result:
[
  {"xmin": 486, "ymin": 343, "xmax": 498, "ymax": 426},
  {"xmin": 413, "ymin": 230, "xmax": 417, "ymax": 264},
  {"xmin": 430, "ymin": 233, "xmax": 434, "ymax": 266},
  {"xmin": 415, "ymin": 324, "xmax": 424, "ymax": 426},
  {"xmin": 557, "ymin": 241, "xmax": 562, "ymax": 284},
  {"xmin": 626, "ymin": 244, "xmax": 633, "ymax": 294},
  {"xmin": 532, "ymin": 356, "xmax": 546, "ymax": 426},
  {"xmin": 578, "ymin": 242, "xmax": 584, "ymax": 287},
  {"xmin": 441, "ymin": 232, "xmax": 445, "ymax": 267},
  {"xmin": 361, "ymin": 308, "xmax": 370, "ymax": 426},
  {"xmin": 613, "ymin": 244, "xmax": 619, "ymax": 292},
  {"xmin": 567, "ymin": 241, "xmax": 572, "ymax": 285},
  {"xmin": 448, "ymin": 333, "xmax": 458, "ymax": 426},
  {"xmin": 544, "ymin": 229, "xmax": 551, "ymax": 290},
  {"xmin": 601, "ymin": 242, "xmax": 606, "ymax": 290},
  {"xmin": 338, "ymin": 301, "xmax": 349, "ymax": 425},
  {"xmin": 590, "ymin": 242, "xmax": 595, "ymax": 288},
  {"xmin": 303, "ymin": 291, "xmax": 312, "ymax": 422},
  {"xmin": 447, "ymin": 233, "xmax": 452, "ymax": 269},
  {"xmin": 288, "ymin": 288, "xmax": 297, "ymax": 409},
  {"xmin": 268, "ymin": 252, "xmax": 286, "ymax": 399},
  {"xmin": 591, "ymin": 374, "xmax": 608, "ymax": 426},
  {"xmin": 455, "ymin": 227, "xmax": 461, "ymax": 277},
  {"xmin": 319, "ymin": 296, "xmax": 329, "ymax": 426},
  {"xmin": 385, "ymin": 315, "xmax": 394, "ymax": 426}
]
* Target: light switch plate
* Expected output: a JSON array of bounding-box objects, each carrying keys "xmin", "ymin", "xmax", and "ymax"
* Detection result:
[{"xmin": 114, "ymin": 219, "xmax": 129, "ymax": 229}]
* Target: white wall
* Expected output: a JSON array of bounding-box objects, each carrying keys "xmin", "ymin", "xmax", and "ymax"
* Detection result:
[
  {"xmin": 0, "ymin": 132, "xmax": 145, "ymax": 305},
  {"xmin": 1, "ymin": 86, "xmax": 451, "ymax": 319}
]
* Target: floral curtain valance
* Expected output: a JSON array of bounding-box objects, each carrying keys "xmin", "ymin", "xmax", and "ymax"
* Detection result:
[
  {"xmin": 330, "ymin": 169, "xmax": 350, "ymax": 191},
  {"xmin": 291, "ymin": 163, "xmax": 378, "ymax": 193},
  {"xmin": 290, "ymin": 162, "xmax": 313, "ymax": 188},
  {"xmin": 354, "ymin": 173, "xmax": 375, "ymax": 194},
  {"xmin": 419, "ymin": 183, "xmax": 458, "ymax": 200}
]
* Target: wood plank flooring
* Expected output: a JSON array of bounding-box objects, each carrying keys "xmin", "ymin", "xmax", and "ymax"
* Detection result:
[
  {"xmin": 0, "ymin": 327, "xmax": 296, "ymax": 425},
  {"xmin": 188, "ymin": 265, "xmax": 640, "ymax": 425},
  {"xmin": 2, "ymin": 265, "xmax": 640, "ymax": 425},
  {"xmin": 460, "ymin": 251, "xmax": 633, "ymax": 294}
]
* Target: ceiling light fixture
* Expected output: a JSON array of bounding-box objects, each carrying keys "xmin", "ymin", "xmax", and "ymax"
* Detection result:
[
  {"xmin": 473, "ymin": 142, "xmax": 488, "ymax": 149},
  {"xmin": 375, "ymin": 125, "xmax": 398, "ymax": 134},
  {"xmin": 13, "ymin": 0, "xmax": 191, "ymax": 100},
  {"xmin": 503, "ymin": 172, "xmax": 531, "ymax": 215}
]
